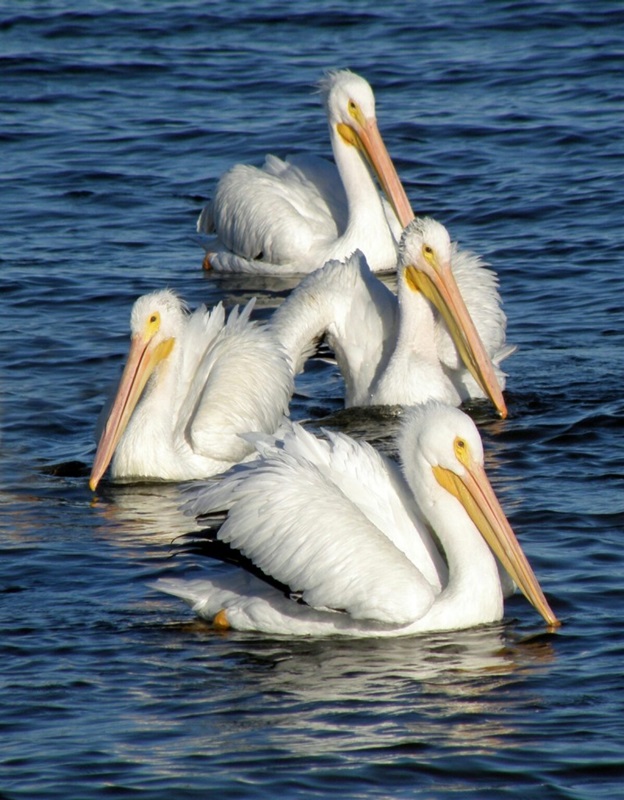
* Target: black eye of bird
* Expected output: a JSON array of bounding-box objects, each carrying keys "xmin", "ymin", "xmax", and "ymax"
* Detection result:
[{"xmin": 150, "ymin": 315, "xmax": 157, "ymax": 323}]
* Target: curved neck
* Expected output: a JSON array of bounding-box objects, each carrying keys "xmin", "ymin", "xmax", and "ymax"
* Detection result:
[
  {"xmin": 370, "ymin": 280, "xmax": 455, "ymax": 406},
  {"xmin": 270, "ymin": 289, "xmax": 334, "ymax": 375},
  {"xmin": 395, "ymin": 280, "xmax": 439, "ymax": 362},
  {"xmin": 414, "ymin": 471, "xmax": 504, "ymax": 630},
  {"xmin": 128, "ymin": 345, "xmax": 180, "ymax": 441},
  {"xmin": 329, "ymin": 124, "xmax": 387, "ymax": 231}
]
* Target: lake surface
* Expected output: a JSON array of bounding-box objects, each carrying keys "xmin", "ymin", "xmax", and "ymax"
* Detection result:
[{"xmin": 2, "ymin": 1, "xmax": 624, "ymax": 798}]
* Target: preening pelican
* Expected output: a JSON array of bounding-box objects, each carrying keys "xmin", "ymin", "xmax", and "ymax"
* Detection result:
[
  {"xmin": 271, "ymin": 217, "xmax": 512, "ymax": 416},
  {"xmin": 197, "ymin": 69, "xmax": 412, "ymax": 274},
  {"xmin": 156, "ymin": 403, "xmax": 559, "ymax": 636},
  {"xmin": 89, "ymin": 290, "xmax": 293, "ymax": 490}
]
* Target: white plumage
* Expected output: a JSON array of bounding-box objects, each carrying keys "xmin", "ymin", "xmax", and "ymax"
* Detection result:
[
  {"xmin": 156, "ymin": 402, "xmax": 558, "ymax": 636},
  {"xmin": 89, "ymin": 290, "xmax": 293, "ymax": 489},
  {"xmin": 197, "ymin": 70, "xmax": 412, "ymax": 274},
  {"xmin": 271, "ymin": 217, "xmax": 512, "ymax": 415}
]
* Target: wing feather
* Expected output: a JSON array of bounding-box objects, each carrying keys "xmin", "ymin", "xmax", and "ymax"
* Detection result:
[
  {"xmin": 208, "ymin": 159, "xmax": 336, "ymax": 264},
  {"xmin": 174, "ymin": 302, "xmax": 292, "ymax": 463},
  {"xmin": 197, "ymin": 155, "xmax": 397, "ymax": 274},
  {"xmin": 185, "ymin": 422, "xmax": 442, "ymax": 624},
  {"xmin": 259, "ymin": 422, "xmax": 447, "ymax": 589}
]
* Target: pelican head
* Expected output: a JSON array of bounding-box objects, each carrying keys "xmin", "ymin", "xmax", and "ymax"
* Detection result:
[
  {"xmin": 402, "ymin": 402, "xmax": 559, "ymax": 627},
  {"xmin": 400, "ymin": 218, "xmax": 508, "ymax": 419},
  {"xmin": 89, "ymin": 290, "xmax": 186, "ymax": 491},
  {"xmin": 320, "ymin": 69, "xmax": 414, "ymax": 229}
]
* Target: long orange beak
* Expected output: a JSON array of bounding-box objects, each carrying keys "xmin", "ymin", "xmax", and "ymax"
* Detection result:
[
  {"xmin": 89, "ymin": 333, "xmax": 174, "ymax": 491},
  {"xmin": 434, "ymin": 460, "xmax": 559, "ymax": 627},
  {"xmin": 337, "ymin": 116, "xmax": 415, "ymax": 230},
  {"xmin": 405, "ymin": 256, "xmax": 508, "ymax": 419}
]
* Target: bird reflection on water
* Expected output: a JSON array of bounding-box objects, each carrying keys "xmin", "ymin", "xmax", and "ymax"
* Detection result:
[
  {"xmin": 152, "ymin": 618, "xmax": 556, "ymax": 760},
  {"xmin": 90, "ymin": 482, "xmax": 195, "ymax": 546}
]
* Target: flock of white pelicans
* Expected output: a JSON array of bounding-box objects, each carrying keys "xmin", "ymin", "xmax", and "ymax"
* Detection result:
[{"xmin": 90, "ymin": 70, "xmax": 560, "ymax": 637}]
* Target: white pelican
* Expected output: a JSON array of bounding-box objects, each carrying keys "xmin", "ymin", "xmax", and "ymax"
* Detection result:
[
  {"xmin": 197, "ymin": 69, "xmax": 412, "ymax": 274},
  {"xmin": 156, "ymin": 402, "xmax": 559, "ymax": 636},
  {"xmin": 270, "ymin": 217, "xmax": 512, "ymax": 417},
  {"xmin": 89, "ymin": 290, "xmax": 293, "ymax": 491}
]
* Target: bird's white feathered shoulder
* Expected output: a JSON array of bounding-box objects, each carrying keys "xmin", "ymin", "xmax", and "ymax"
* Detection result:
[
  {"xmin": 262, "ymin": 153, "xmax": 346, "ymax": 234},
  {"xmin": 175, "ymin": 299, "xmax": 293, "ymax": 463},
  {"xmin": 185, "ymin": 419, "xmax": 404, "ymax": 525},
  {"xmin": 316, "ymin": 252, "xmax": 397, "ymax": 407},
  {"xmin": 200, "ymin": 155, "xmax": 340, "ymax": 272}
]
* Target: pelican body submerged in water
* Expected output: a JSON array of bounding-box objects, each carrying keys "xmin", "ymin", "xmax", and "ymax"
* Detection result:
[
  {"xmin": 197, "ymin": 70, "xmax": 412, "ymax": 274},
  {"xmin": 156, "ymin": 402, "xmax": 559, "ymax": 636}
]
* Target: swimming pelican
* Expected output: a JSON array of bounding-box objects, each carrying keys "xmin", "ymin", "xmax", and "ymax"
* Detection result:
[
  {"xmin": 197, "ymin": 69, "xmax": 412, "ymax": 274},
  {"xmin": 156, "ymin": 403, "xmax": 559, "ymax": 636},
  {"xmin": 89, "ymin": 290, "xmax": 293, "ymax": 491},
  {"xmin": 270, "ymin": 217, "xmax": 512, "ymax": 416}
]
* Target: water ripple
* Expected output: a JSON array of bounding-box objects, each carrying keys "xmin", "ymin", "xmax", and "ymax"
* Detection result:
[{"xmin": 2, "ymin": 1, "xmax": 623, "ymax": 798}]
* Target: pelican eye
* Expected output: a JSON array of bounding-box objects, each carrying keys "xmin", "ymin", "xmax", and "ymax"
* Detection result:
[
  {"xmin": 347, "ymin": 98, "xmax": 362, "ymax": 122},
  {"xmin": 145, "ymin": 310, "xmax": 161, "ymax": 335},
  {"xmin": 454, "ymin": 436, "xmax": 470, "ymax": 466}
]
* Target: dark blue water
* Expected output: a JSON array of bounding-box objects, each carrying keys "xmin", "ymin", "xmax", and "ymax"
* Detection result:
[{"xmin": 2, "ymin": 2, "xmax": 624, "ymax": 798}]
